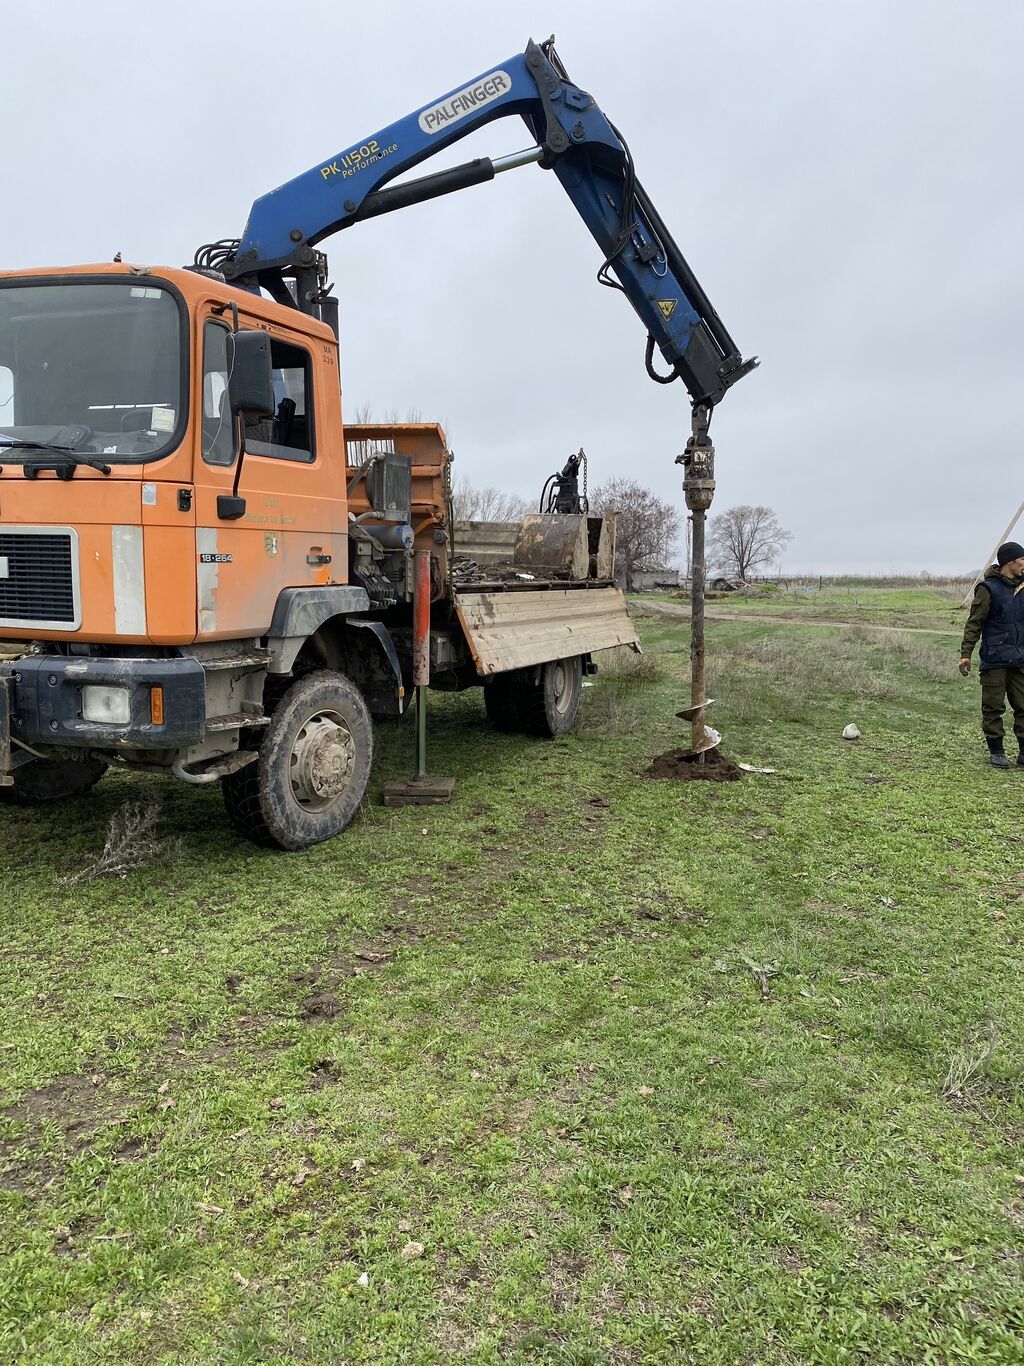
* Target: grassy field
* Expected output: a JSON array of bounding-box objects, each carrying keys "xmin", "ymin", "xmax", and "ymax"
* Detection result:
[
  {"xmin": 658, "ymin": 580, "xmax": 972, "ymax": 633},
  {"xmin": 2, "ymin": 588, "xmax": 1023, "ymax": 1364}
]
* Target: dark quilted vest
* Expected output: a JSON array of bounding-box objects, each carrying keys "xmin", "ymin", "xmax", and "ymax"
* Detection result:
[{"xmin": 980, "ymin": 574, "xmax": 1024, "ymax": 670}]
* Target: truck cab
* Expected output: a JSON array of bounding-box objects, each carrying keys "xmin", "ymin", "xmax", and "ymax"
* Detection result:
[
  {"xmin": 0, "ymin": 263, "xmax": 404, "ymax": 840},
  {"xmin": 0, "ymin": 264, "xmax": 351, "ymax": 646}
]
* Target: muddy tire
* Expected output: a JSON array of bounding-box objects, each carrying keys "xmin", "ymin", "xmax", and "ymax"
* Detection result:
[
  {"xmin": 518, "ymin": 656, "xmax": 583, "ymax": 738},
  {"xmin": 484, "ymin": 674, "xmax": 522, "ymax": 732},
  {"xmin": 0, "ymin": 756, "xmax": 107, "ymax": 806},
  {"xmin": 221, "ymin": 670, "xmax": 373, "ymax": 851}
]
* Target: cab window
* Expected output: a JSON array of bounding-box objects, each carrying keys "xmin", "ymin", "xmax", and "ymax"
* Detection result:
[
  {"xmin": 243, "ymin": 338, "xmax": 315, "ymax": 463},
  {"xmin": 201, "ymin": 321, "xmax": 236, "ymax": 467}
]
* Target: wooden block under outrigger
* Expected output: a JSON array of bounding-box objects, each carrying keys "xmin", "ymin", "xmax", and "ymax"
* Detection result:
[{"xmin": 382, "ymin": 776, "xmax": 456, "ymax": 806}]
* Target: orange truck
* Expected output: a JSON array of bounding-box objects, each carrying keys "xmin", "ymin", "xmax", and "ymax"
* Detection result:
[
  {"xmin": 0, "ymin": 263, "xmax": 640, "ymax": 846},
  {"xmin": 0, "ymin": 40, "xmax": 753, "ymax": 848}
]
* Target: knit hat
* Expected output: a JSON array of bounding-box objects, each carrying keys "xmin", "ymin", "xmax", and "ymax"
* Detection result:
[{"xmin": 998, "ymin": 542, "xmax": 1024, "ymax": 566}]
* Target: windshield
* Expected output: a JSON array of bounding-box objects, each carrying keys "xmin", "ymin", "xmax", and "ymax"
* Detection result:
[{"xmin": 0, "ymin": 280, "xmax": 184, "ymax": 463}]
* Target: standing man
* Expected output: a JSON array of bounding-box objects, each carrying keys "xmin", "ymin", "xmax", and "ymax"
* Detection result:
[{"xmin": 960, "ymin": 541, "xmax": 1024, "ymax": 768}]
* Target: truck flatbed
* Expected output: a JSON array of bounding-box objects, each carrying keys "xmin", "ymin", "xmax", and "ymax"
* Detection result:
[{"xmin": 454, "ymin": 582, "xmax": 638, "ymax": 677}]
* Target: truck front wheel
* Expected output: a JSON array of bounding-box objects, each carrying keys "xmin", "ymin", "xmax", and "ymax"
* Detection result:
[
  {"xmin": 221, "ymin": 670, "xmax": 374, "ymax": 851},
  {"xmin": 0, "ymin": 756, "xmax": 107, "ymax": 806},
  {"xmin": 518, "ymin": 656, "xmax": 583, "ymax": 737}
]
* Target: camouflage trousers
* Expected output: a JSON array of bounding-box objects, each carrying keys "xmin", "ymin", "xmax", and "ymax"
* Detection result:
[{"xmin": 980, "ymin": 667, "xmax": 1024, "ymax": 744}]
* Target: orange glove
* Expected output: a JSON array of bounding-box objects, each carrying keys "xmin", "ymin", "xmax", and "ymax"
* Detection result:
[{"xmin": 959, "ymin": 658, "xmax": 971, "ymax": 677}]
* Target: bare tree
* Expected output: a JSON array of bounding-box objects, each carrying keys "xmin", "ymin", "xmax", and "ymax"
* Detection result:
[
  {"xmin": 589, "ymin": 478, "xmax": 680, "ymax": 587},
  {"xmin": 451, "ymin": 474, "xmax": 529, "ymax": 523},
  {"xmin": 348, "ymin": 404, "xmax": 423, "ymax": 425},
  {"xmin": 708, "ymin": 504, "xmax": 793, "ymax": 581}
]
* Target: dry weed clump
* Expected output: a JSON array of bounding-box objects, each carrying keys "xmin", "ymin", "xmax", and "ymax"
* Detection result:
[
  {"xmin": 941, "ymin": 1019, "xmax": 1000, "ymax": 1101},
  {"xmin": 868, "ymin": 632, "xmax": 951, "ymax": 682},
  {"xmin": 62, "ymin": 800, "xmax": 183, "ymax": 884},
  {"xmin": 580, "ymin": 646, "xmax": 664, "ymax": 733},
  {"xmin": 707, "ymin": 638, "xmax": 812, "ymax": 725},
  {"xmin": 708, "ymin": 635, "xmax": 880, "ymax": 723},
  {"xmin": 710, "ymin": 629, "xmax": 952, "ymax": 722}
]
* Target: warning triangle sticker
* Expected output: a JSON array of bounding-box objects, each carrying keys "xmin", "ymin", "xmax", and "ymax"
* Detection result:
[{"xmin": 657, "ymin": 299, "xmax": 678, "ymax": 320}]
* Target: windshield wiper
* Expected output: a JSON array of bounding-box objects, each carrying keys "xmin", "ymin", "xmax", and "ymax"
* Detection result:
[{"xmin": 0, "ymin": 440, "xmax": 112, "ymax": 478}]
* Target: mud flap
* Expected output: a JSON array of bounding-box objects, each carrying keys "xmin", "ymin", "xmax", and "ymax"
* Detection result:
[
  {"xmin": 346, "ymin": 618, "xmax": 405, "ymax": 714},
  {"xmin": 455, "ymin": 585, "xmax": 641, "ymax": 677},
  {"xmin": 0, "ymin": 676, "xmax": 12, "ymax": 786}
]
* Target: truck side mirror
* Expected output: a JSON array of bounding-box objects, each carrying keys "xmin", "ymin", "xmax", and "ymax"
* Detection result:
[
  {"xmin": 228, "ymin": 331, "xmax": 275, "ymax": 417},
  {"xmin": 218, "ymin": 330, "xmax": 274, "ymax": 522}
]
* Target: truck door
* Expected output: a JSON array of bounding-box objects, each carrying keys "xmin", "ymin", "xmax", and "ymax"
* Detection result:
[{"xmin": 191, "ymin": 317, "xmax": 345, "ymax": 640}]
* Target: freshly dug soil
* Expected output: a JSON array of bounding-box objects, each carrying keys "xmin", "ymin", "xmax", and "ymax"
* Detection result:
[{"xmin": 647, "ymin": 748, "xmax": 743, "ymax": 782}]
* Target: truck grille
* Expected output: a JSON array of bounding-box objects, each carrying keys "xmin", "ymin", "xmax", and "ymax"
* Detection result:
[{"xmin": 0, "ymin": 528, "xmax": 79, "ymax": 629}]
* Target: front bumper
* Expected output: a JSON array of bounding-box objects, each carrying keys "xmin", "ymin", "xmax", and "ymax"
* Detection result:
[{"xmin": 0, "ymin": 655, "xmax": 206, "ymax": 753}]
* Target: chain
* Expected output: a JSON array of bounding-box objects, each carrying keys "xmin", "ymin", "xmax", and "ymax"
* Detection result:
[{"xmin": 443, "ymin": 443, "xmax": 455, "ymax": 558}]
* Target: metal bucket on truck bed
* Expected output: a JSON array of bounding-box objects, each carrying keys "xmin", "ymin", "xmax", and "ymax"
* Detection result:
[
  {"xmin": 513, "ymin": 513, "xmax": 616, "ymax": 581},
  {"xmin": 454, "ymin": 514, "xmax": 616, "ymax": 583}
]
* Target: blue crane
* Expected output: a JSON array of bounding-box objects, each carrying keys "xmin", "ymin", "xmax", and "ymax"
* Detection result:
[{"xmin": 195, "ymin": 37, "xmax": 756, "ymax": 411}]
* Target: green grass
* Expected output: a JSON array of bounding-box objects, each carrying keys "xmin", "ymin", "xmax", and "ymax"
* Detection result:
[
  {"xmin": 648, "ymin": 581, "xmax": 971, "ymax": 633},
  {"xmin": 2, "ymin": 594, "xmax": 1023, "ymax": 1363}
]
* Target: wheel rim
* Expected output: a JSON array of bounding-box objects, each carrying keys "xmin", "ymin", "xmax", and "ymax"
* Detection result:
[
  {"xmin": 550, "ymin": 659, "xmax": 575, "ymax": 715},
  {"xmin": 289, "ymin": 708, "xmax": 356, "ymax": 811}
]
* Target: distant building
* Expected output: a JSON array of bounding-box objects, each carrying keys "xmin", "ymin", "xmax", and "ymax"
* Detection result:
[{"xmin": 629, "ymin": 565, "xmax": 681, "ymax": 592}]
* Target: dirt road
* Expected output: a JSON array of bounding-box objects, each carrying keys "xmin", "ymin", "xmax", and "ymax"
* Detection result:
[{"xmin": 628, "ymin": 598, "xmax": 959, "ymax": 637}]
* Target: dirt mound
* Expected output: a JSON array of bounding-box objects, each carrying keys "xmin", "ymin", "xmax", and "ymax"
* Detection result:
[
  {"xmin": 302, "ymin": 990, "xmax": 343, "ymax": 1020},
  {"xmin": 647, "ymin": 748, "xmax": 743, "ymax": 782}
]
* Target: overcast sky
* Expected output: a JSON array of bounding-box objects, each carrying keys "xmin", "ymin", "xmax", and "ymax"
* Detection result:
[{"xmin": 4, "ymin": 0, "xmax": 1021, "ymax": 573}]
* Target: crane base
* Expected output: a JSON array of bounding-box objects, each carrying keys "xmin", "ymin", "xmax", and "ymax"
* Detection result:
[{"xmin": 382, "ymin": 776, "xmax": 456, "ymax": 806}]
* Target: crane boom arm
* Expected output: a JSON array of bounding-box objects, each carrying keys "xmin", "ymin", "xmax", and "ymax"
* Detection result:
[{"xmin": 211, "ymin": 39, "xmax": 756, "ymax": 407}]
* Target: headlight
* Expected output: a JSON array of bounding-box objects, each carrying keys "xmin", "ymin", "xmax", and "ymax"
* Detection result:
[{"xmin": 81, "ymin": 685, "xmax": 131, "ymax": 725}]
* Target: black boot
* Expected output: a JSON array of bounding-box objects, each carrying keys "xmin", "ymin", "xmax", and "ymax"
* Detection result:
[
  {"xmin": 988, "ymin": 739, "xmax": 1010, "ymax": 769},
  {"xmin": 1017, "ymin": 750, "xmax": 1024, "ymax": 769}
]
